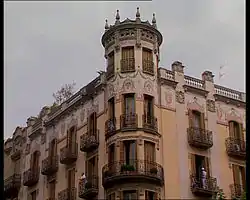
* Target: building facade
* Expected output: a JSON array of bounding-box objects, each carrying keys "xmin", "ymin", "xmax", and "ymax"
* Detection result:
[{"xmin": 4, "ymin": 8, "xmax": 246, "ymax": 200}]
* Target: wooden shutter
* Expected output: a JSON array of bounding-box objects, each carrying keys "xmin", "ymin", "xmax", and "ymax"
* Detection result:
[
  {"xmin": 239, "ymin": 123, "xmax": 244, "ymax": 141},
  {"xmin": 145, "ymin": 190, "xmax": 149, "ymax": 200},
  {"xmin": 188, "ymin": 110, "xmax": 194, "ymax": 128},
  {"xmin": 204, "ymin": 157, "xmax": 210, "ymax": 177},
  {"xmin": 120, "ymin": 141, "xmax": 124, "ymax": 161},
  {"xmin": 232, "ymin": 164, "xmax": 240, "ymax": 184},
  {"xmin": 93, "ymin": 112, "xmax": 97, "ymax": 135},
  {"xmin": 229, "ymin": 121, "xmax": 234, "ymax": 137},
  {"xmin": 200, "ymin": 113, "xmax": 205, "ymax": 129},
  {"xmin": 241, "ymin": 167, "xmax": 246, "ymax": 190},
  {"xmin": 190, "ymin": 154, "xmax": 196, "ymax": 176}
]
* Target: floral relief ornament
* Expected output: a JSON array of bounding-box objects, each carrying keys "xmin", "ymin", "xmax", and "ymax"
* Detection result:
[
  {"xmin": 176, "ymin": 91, "xmax": 185, "ymax": 104},
  {"xmin": 207, "ymin": 99, "xmax": 215, "ymax": 112},
  {"xmin": 165, "ymin": 92, "xmax": 173, "ymax": 105}
]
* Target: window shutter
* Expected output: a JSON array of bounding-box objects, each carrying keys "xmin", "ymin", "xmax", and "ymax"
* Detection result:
[
  {"xmin": 145, "ymin": 191, "xmax": 149, "ymax": 200},
  {"xmin": 204, "ymin": 157, "xmax": 210, "ymax": 177},
  {"xmin": 188, "ymin": 109, "xmax": 194, "ymax": 128},
  {"xmin": 200, "ymin": 113, "xmax": 205, "ymax": 130},
  {"xmin": 241, "ymin": 167, "xmax": 246, "ymax": 190},
  {"xmin": 120, "ymin": 141, "xmax": 124, "ymax": 161},
  {"xmin": 229, "ymin": 121, "xmax": 234, "ymax": 137},
  {"xmin": 190, "ymin": 154, "xmax": 196, "ymax": 176},
  {"xmin": 232, "ymin": 164, "xmax": 240, "ymax": 184},
  {"xmin": 239, "ymin": 123, "xmax": 244, "ymax": 141},
  {"xmin": 93, "ymin": 112, "xmax": 97, "ymax": 135}
]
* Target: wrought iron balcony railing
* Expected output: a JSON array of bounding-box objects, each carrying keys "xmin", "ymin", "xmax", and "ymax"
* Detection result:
[
  {"xmin": 4, "ymin": 173, "xmax": 21, "ymax": 198},
  {"xmin": 120, "ymin": 113, "xmax": 138, "ymax": 131},
  {"xmin": 105, "ymin": 118, "xmax": 116, "ymax": 139},
  {"xmin": 142, "ymin": 115, "xmax": 158, "ymax": 133},
  {"xmin": 121, "ymin": 58, "xmax": 135, "ymax": 73},
  {"xmin": 58, "ymin": 187, "xmax": 76, "ymax": 200},
  {"xmin": 225, "ymin": 137, "xmax": 246, "ymax": 159},
  {"xmin": 190, "ymin": 174, "xmax": 217, "ymax": 197},
  {"xmin": 41, "ymin": 155, "xmax": 59, "ymax": 175},
  {"xmin": 23, "ymin": 168, "xmax": 40, "ymax": 187},
  {"xmin": 187, "ymin": 127, "xmax": 213, "ymax": 149},
  {"xmin": 78, "ymin": 175, "xmax": 98, "ymax": 199},
  {"xmin": 60, "ymin": 143, "xmax": 78, "ymax": 165},
  {"xmin": 102, "ymin": 159, "xmax": 164, "ymax": 188},
  {"xmin": 230, "ymin": 184, "xmax": 245, "ymax": 199},
  {"xmin": 80, "ymin": 132, "xmax": 99, "ymax": 152},
  {"xmin": 142, "ymin": 59, "xmax": 154, "ymax": 75}
]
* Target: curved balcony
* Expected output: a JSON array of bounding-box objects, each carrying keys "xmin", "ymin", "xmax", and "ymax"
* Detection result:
[
  {"xmin": 187, "ymin": 127, "xmax": 213, "ymax": 150},
  {"xmin": 23, "ymin": 168, "xmax": 40, "ymax": 187},
  {"xmin": 102, "ymin": 159, "xmax": 164, "ymax": 189},
  {"xmin": 78, "ymin": 175, "xmax": 98, "ymax": 199},
  {"xmin": 80, "ymin": 132, "xmax": 99, "ymax": 152},
  {"xmin": 225, "ymin": 137, "xmax": 246, "ymax": 159},
  {"xmin": 58, "ymin": 187, "xmax": 76, "ymax": 200},
  {"xmin": 41, "ymin": 155, "xmax": 59, "ymax": 176},
  {"xmin": 60, "ymin": 143, "xmax": 78, "ymax": 165},
  {"xmin": 121, "ymin": 58, "xmax": 135, "ymax": 73},
  {"xmin": 142, "ymin": 115, "xmax": 158, "ymax": 133},
  {"xmin": 190, "ymin": 174, "xmax": 217, "ymax": 197},
  {"xmin": 120, "ymin": 113, "xmax": 138, "ymax": 131},
  {"xmin": 142, "ymin": 59, "xmax": 154, "ymax": 75},
  {"xmin": 105, "ymin": 118, "xmax": 116, "ymax": 140},
  {"xmin": 230, "ymin": 184, "xmax": 245, "ymax": 199},
  {"xmin": 4, "ymin": 174, "xmax": 21, "ymax": 198}
]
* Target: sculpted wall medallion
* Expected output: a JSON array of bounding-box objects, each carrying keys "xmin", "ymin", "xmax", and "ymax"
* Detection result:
[
  {"xmin": 144, "ymin": 80, "xmax": 153, "ymax": 94},
  {"xmin": 165, "ymin": 91, "xmax": 173, "ymax": 106},
  {"xmin": 216, "ymin": 104, "xmax": 223, "ymax": 120},
  {"xmin": 176, "ymin": 91, "xmax": 185, "ymax": 104},
  {"xmin": 207, "ymin": 99, "xmax": 215, "ymax": 112},
  {"xmin": 122, "ymin": 79, "xmax": 135, "ymax": 93}
]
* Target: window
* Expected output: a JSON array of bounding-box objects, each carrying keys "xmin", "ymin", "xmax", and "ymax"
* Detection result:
[
  {"xmin": 145, "ymin": 190, "xmax": 156, "ymax": 200},
  {"xmin": 121, "ymin": 47, "xmax": 135, "ymax": 72},
  {"xmin": 108, "ymin": 97, "xmax": 115, "ymax": 119},
  {"xmin": 123, "ymin": 190, "xmax": 137, "ymax": 200},
  {"xmin": 120, "ymin": 140, "xmax": 137, "ymax": 165},
  {"xmin": 232, "ymin": 164, "xmax": 246, "ymax": 190},
  {"xmin": 86, "ymin": 156, "xmax": 98, "ymax": 177},
  {"xmin": 107, "ymin": 51, "xmax": 115, "ymax": 78},
  {"xmin": 67, "ymin": 168, "xmax": 75, "ymax": 189},
  {"xmin": 108, "ymin": 144, "xmax": 115, "ymax": 163},
  {"xmin": 124, "ymin": 94, "xmax": 135, "ymax": 115},
  {"xmin": 88, "ymin": 112, "xmax": 97, "ymax": 135},
  {"xmin": 142, "ymin": 48, "xmax": 154, "ymax": 74},
  {"xmin": 31, "ymin": 151, "xmax": 40, "ymax": 171},
  {"xmin": 229, "ymin": 121, "xmax": 242, "ymax": 139},
  {"xmin": 49, "ymin": 180, "xmax": 56, "ymax": 199},
  {"xmin": 49, "ymin": 139, "xmax": 57, "ymax": 158},
  {"xmin": 188, "ymin": 110, "xmax": 205, "ymax": 130},
  {"xmin": 108, "ymin": 193, "xmax": 115, "ymax": 200},
  {"xmin": 144, "ymin": 95, "xmax": 154, "ymax": 118},
  {"xmin": 67, "ymin": 126, "xmax": 77, "ymax": 152},
  {"xmin": 144, "ymin": 141, "xmax": 155, "ymax": 172},
  {"xmin": 30, "ymin": 190, "xmax": 36, "ymax": 200}
]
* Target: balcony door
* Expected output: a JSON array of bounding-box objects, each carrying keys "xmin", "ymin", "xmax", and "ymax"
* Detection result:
[
  {"xmin": 229, "ymin": 121, "xmax": 243, "ymax": 139},
  {"xmin": 108, "ymin": 144, "xmax": 115, "ymax": 172},
  {"xmin": 88, "ymin": 112, "xmax": 97, "ymax": 136},
  {"xmin": 144, "ymin": 95, "xmax": 154, "ymax": 124},
  {"xmin": 232, "ymin": 164, "xmax": 246, "ymax": 192},
  {"xmin": 120, "ymin": 140, "xmax": 137, "ymax": 167},
  {"xmin": 124, "ymin": 94, "xmax": 135, "ymax": 115},
  {"xmin": 67, "ymin": 127, "xmax": 76, "ymax": 153},
  {"xmin": 32, "ymin": 151, "xmax": 40, "ymax": 172},
  {"xmin": 86, "ymin": 156, "xmax": 98, "ymax": 177},
  {"xmin": 49, "ymin": 139, "xmax": 57, "ymax": 160},
  {"xmin": 67, "ymin": 168, "xmax": 75, "ymax": 189},
  {"xmin": 144, "ymin": 141, "xmax": 155, "ymax": 173}
]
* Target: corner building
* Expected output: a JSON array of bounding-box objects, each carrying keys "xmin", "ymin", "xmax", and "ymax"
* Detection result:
[{"xmin": 4, "ymin": 8, "xmax": 246, "ymax": 200}]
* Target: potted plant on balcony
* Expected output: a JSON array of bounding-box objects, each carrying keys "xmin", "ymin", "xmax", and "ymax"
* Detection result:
[
  {"xmin": 213, "ymin": 187, "xmax": 226, "ymax": 200},
  {"xmin": 150, "ymin": 167, "xmax": 158, "ymax": 175},
  {"xmin": 121, "ymin": 164, "xmax": 135, "ymax": 173}
]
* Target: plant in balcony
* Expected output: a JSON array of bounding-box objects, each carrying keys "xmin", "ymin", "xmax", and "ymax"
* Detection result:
[
  {"xmin": 150, "ymin": 167, "xmax": 158, "ymax": 174},
  {"xmin": 213, "ymin": 187, "xmax": 226, "ymax": 200},
  {"xmin": 85, "ymin": 182, "xmax": 93, "ymax": 189},
  {"xmin": 121, "ymin": 164, "xmax": 135, "ymax": 172}
]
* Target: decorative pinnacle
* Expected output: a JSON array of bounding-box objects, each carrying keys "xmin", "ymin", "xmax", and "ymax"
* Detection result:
[
  {"xmin": 152, "ymin": 13, "xmax": 157, "ymax": 28},
  {"xmin": 136, "ymin": 7, "xmax": 140, "ymax": 18},
  {"xmin": 105, "ymin": 19, "xmax": 109, "ymax": 30},
  {"xmin": 115, "ymin": 9, "xmax": 120, "ymax": 22}
]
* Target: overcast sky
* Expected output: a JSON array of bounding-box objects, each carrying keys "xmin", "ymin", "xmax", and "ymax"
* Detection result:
[{"xmin": 4, "ymin": 1, "xmax": 245, "ymax": 138}]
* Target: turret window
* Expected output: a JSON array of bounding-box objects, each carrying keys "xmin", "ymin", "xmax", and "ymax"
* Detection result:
[
  {"xmin": 121, "ymin": 46, "xmax": 135, "ymax": 73},
  {"xmin": 107, "ymin": 51, "xmax": 115, "ymax": 79},
  {"xmin": 142, "ymin": 48, "xmax": 154, "ymax": 75}
]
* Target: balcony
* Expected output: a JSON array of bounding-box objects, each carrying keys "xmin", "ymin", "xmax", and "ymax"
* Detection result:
[
  {"xmin": 23, "ymin": 168, "xmax": 40, "ymax": 187},
  {"xmin": 102, "ymin": 159, "xmax": 164, "ymax": 189},
  {"xmin": 120, "ymin": 113, "xmax": 138, "ymax": 131},
  {"xmin": 121, "ymin": 58, "xmax": 135, "ymax": 73},
  {"xmin": 190, "ymin": 174, "xmax": 217, "ymax": 197},
  {"xmin": 58, "ymin": 187, "xmax": 76, "ymax": 200},
  {"xmin": 41, "ymin": 155, "xmax": 59, "ymax": 176},
  {"xmin": 142, "ymin": 115, "xmax": 158, "ymax": 133},
  {"xmin": 225, "ymin": 137, "xmax": 246, "ymax": 159},
  {"xmin": 11, "ymin": 149, "xmax": 22, "ymax": 161},
  {"xmin": 80, "ymin": 132, "xmax": 99, "ymax": 152},
  {"xmin": 142, "ymin": 59, "xmax": 154, "ymax": 75},
  {"xmin": 187, "ymin": 127, "xmax": 213, "ymax": 150},
  {"xmin": 60, "ymin": 143, "xmax": 78, "ymax": 165},
  {"xmin": 4, "ymin": 174, "xmax": 21, "ymax": 198},
  {"xmin": 105, "ymin": 118, "xmax": 116, "ymax": 139},
  {"xmin": 79, "ymin": 176, "xmax": 98, "ymax": 199},
  {"xmin": 230, "ymin": 184, "xmax": 245, "ymax": 199}
]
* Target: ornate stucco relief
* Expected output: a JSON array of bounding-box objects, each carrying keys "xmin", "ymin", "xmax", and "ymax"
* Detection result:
[
  {"xmin": 226, "ymin": 108, "xmax": 242, "ymax": 123},
  {"xmin": 206, "ymin": 99, "xmax": 216, "ymax": 112},
  {"xmin": 176, "ymin": 91, "xmax": 185, "ymax": 104},
  {"xmin": 186, "ymin": 96, "xmax": 205, "ymax": 113}
]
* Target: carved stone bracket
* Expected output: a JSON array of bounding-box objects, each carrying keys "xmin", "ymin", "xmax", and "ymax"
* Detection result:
[
  {"xmin": 138, "ymin": 135, "xmax": 143, "ymax": 145},
  {"xmin": 176, "ymin": 91, "xmax": 185, "ymax": 104},
  {"xmin": 207, "ymin": 99, "xmax": 216, "ymax": 112}
]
